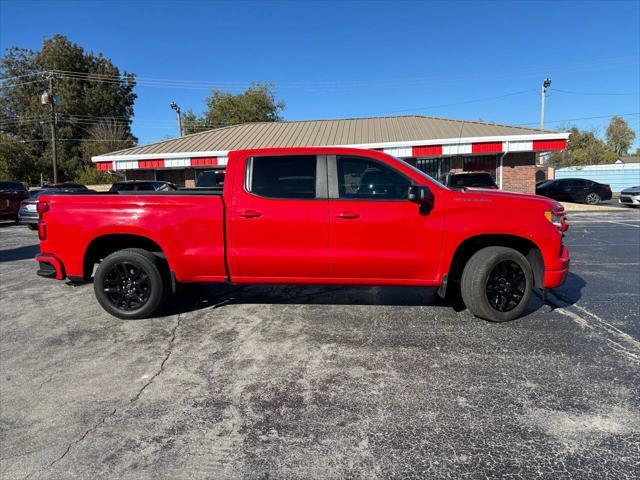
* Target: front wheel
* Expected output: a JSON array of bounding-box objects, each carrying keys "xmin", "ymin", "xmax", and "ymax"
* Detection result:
[
  {"xmin": 94, "ymin": 248, "xmax": 168, "ymax": 319},
  {"xmin": 461, "ymin": 246, "xmax": 533, "ymax": 322}
]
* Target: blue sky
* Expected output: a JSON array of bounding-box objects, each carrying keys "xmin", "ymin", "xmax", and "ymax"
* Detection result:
[{"xmin": 1, "ymin": 0, "xmax": 639, "ymax": 148}]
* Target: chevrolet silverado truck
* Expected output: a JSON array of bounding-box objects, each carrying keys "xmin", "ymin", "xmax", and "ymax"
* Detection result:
[{"xmin": 35, "ymin": 147, "xmax": 569, "ymax": 322}]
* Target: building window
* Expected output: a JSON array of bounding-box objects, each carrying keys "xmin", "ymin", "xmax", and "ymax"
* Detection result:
[{"xmin": 416, "ymin": 157, "xmax": 451, "ymax": 182}]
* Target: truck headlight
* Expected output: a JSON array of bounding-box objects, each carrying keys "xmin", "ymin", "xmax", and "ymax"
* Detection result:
[{"xmin": 545, "ymin": 210, "xmax": 568, "ymax": 232}]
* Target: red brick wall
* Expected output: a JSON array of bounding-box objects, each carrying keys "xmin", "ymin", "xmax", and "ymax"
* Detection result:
[{"xmin": 501, "ymin": 152, "xmax": 536, "ymax": 194}]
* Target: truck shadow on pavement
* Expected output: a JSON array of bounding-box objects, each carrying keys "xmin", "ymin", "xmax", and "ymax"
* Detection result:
[
  {"xmin": 0, "ymin": 243, "xmax": 39, "ymax": 262},
  {"xmin": 159, "ymin": 274, "xmax": 587, "ymax": 321}
]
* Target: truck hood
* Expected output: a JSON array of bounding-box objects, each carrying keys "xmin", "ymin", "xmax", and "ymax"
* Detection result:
[{"xmin": 450, "ymin": 188, "xmax": 563, "ymax": 211}]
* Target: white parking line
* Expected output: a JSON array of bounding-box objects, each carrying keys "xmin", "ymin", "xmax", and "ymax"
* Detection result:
[{"xmin": 605, "ymin": 221, "xmax": 640, "ymax": 228}]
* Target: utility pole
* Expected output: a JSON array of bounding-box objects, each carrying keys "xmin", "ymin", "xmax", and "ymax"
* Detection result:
[
  {"xmin": 170, "ymin": 101, "xmax": 183, "ymax": 136},
  {"xmin": 41, "ymin": 73, "xmax": 58, "ymax": 183},
  {"xmin": 540, "ymin": 78, "xmax": 551, "ymax": 130}
]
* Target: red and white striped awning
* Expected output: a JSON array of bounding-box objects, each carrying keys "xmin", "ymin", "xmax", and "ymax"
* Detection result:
[{"xmin": 94, "ymin": 136, "xmax": 567, "ymax": 171}]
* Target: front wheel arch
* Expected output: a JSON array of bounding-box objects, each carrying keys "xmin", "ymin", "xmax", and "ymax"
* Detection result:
[{"xmin": 444, "ymin": 234, "xmax": 544, "ymax": 292}]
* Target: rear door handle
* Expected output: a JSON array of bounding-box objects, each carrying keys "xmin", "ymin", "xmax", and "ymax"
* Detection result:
[
  {"xmin": 238, "ymin": 209, "xmax": 262, "ymax": 218},
  {"xmin": 337, "ymin": 211, "xmax": 360, "ymax": 219}
]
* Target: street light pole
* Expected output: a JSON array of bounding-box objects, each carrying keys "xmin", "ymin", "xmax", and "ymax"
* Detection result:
[
  {"xmin": 42, "ymin": 73, "xmax": 58, "ymax": 183},
  {"xmin": 540, "ymin": 78, "xmax": 551, "ymax": 130},
  {"xmin": 170, "ymin": 102, "xmax": 182, "ymax": 136}
]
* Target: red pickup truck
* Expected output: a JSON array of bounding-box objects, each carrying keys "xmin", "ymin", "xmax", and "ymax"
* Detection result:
[{"xmin": 35, "ymin": 147, "xmax": 569, "ymax": 322}]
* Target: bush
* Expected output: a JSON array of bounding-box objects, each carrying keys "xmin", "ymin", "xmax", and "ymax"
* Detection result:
[{"xmin": 74, "ymin": 165, "xmax": 115, "ymax": 185}]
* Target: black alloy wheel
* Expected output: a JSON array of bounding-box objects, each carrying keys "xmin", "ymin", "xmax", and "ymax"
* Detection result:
[
  {"xmin": 485, "ymin": 260, "xmax": 526, "ymax": 312},
  {"xmin": 460, "ymin": 246, "xmax": 533, "ymax": 322},
  {"xmin": 103, "ymin": 261, "xmax": 151, "ymax": 311},
  {"xmin": 94, "ymin": 248, "xmax": 167, "ymax": 319}
]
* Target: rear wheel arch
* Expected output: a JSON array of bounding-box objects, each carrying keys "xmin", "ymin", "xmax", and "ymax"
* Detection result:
[
  {"xmin": 83, "ymin": 234, "xmax": 168, "ymax": 281},
  {"xmin": 445, "ymin": 234, "xmax": 544, "ymax": 290}
]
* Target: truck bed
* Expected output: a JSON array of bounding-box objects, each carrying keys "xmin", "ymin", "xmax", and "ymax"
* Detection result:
[{"xmin": 38, "ymin": 192, "xmax": 228, "ymax": 283}]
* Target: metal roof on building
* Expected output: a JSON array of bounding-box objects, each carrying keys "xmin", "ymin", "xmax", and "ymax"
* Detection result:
[{"xmin": 95, "ymin": 115, "xmax": 564, "ymax": 160}]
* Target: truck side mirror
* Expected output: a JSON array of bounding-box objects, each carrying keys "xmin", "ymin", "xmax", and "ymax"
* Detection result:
[{"xmin": 408, "ymin": 185, "xmax": 435, "ymax": 215}]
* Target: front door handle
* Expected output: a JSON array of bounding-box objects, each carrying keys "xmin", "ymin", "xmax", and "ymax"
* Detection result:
[
  {"xmin": 238, "ymin": 209, "xmax": 262, "ymax": 218},
  {"xmin": 337, "ymin": 211, "xmax": 360, "ymax": 219}
]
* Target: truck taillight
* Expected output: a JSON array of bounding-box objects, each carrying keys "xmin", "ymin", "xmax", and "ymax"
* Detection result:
[
  {"xmin": 38, "ymin": 221, "xmax": 47, "ymax": 240},
  {"xmin": 37, "ymin": 201, "xmax": 50, "ymax": 216}
]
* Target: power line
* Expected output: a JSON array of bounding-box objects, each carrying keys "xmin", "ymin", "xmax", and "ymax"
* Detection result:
[
  {"xmin": 2, "ymin": 55, "xmax": 636, "ymax": 91},
  {"xmin": 515, "ymin": 112, "xmax": 640, "ymax": 126},
  {"xmin": 552, "ymin": 88, "xmax": 640, "ymax": 96}
]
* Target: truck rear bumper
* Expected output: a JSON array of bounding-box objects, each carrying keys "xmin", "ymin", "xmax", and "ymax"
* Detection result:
[
  {"xmin": 36, "ymin": 253, "xmax": 66, "ymax": 280},
  {"xmin": 543, "ymin": 245, "xmax": 570, "ymax": 288}
]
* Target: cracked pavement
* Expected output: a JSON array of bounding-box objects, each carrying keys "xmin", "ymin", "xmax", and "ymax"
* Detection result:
[{"xmin": 1, "ymin": 210, "xmax": 639, "ymax": 479}]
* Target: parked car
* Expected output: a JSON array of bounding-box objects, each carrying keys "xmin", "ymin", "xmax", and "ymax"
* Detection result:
[
  {"xmin": 42, "ymin": 182, "xmax": 88, "ymax": 190},
  {"xmin": 109, "ymin": 181, "xmax": 178, "ymax": 192},
  {"xmin": 34, "ymin": 147, "xmax": 569, "ymax": 323},
  {"xmin": 441, "ymin": 172, "xmax": 498, "ymax": 190},
  {"xmin": 619, "ymin": 186, "xmax": 640, "ymax": 207},
  {"xmin": 536, "ymin": 178, "xmax": 612, "ymax": 205},
  {"xmin": 0, "ymin": 181, "xmax": 29, "ymax": 222},
  {"xmin": 19, "ymin": 188, "xmax": 93, "ymax": 229},
  {"xmin": 195, "ymin": 170, "xmax": 226, "ymax": 189}
]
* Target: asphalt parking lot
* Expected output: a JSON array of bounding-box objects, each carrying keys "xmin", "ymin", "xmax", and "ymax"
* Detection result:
[{"xmin": 1, "ymin": 210, "xmax": 639, "ymax": 479}]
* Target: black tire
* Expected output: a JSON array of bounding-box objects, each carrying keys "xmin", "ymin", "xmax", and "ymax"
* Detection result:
[
  {"xmin": 460, "ymin": 246, "xmax": 533, "ymax": 322},
  {"xmin": 94, "ymin": 248, "xmax": 168, "ymax": 319},
  {"xmin": 27, "ymin": 224, "xmax": 38, "ymax": 230},
  {"xmin": 585, "ymin": 192, "xmax": 601, "ymax": 205}
]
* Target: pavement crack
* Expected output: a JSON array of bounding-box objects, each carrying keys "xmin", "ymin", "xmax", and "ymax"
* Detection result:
[
  {"xmin": 21, "ymin": 408, "xmax": 117, "ymax": 480},
  {"xmin": 20, "ymin": 314, "xmax": 185, "ymax": 480},
  {"xmin": 128, "ymin": 313, "xmax": 184, "ymax": 405}
]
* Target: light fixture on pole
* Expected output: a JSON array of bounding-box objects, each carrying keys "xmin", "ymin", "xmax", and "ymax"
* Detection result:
[{"xmin": 170, "ymin": 101, "xmax": 183, "ymax": 136}]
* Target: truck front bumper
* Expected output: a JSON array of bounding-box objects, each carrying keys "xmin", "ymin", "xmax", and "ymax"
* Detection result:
[
  {"xmin": 36, "ymin": 253, "xmax": 66, "ymax": 280},
  {"xmin": 543, "ymin": 245, "xmax": 570, "ymax": 288}
]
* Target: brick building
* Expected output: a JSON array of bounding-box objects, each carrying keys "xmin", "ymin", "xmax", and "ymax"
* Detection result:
[{"xmin": 92, "ymin": 115, "xmax": 569, "ymax": 193}]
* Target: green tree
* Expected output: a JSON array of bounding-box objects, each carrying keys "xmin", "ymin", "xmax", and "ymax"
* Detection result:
[
  {"xmin": 605, "ymin": 116, "xmax": 636, "ymax": 156},
  {"xmin": 183, "ymin": 83, "xmax": 284, "ymax": 135},
  {"xmin": 0, "ymin": 34, "xmax": 137, "ymax": 182},
  {"xmin": 548, "ymin": 127, "xmax": 617, "ymax": 168}
]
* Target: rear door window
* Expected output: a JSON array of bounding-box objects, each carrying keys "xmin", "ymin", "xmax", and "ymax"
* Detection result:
[{"xmin": 248, "ymin": 155, "xmax": 317, "ymax": 199}]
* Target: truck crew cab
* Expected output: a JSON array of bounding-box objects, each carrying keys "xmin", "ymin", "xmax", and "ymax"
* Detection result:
[{"xmin": 35, "ymin": 147, "xmax": 569, "ymax": 322}]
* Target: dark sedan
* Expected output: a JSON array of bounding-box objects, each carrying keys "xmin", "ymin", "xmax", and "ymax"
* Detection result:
[
  {"xmin": 0, "ymin": 181, "xmax": 29, "ymax": 222},
  {"xmin": 109, "ymin": 181, "xmax": 178, "ymax": 192},
  {"xmin": 536, "ymin": 178, "xmax": 612, "ymax": 205}
]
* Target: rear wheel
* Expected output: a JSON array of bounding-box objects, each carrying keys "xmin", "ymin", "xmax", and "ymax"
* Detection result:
[
  {"xmin": 585, "ymin": 192, "xmax": 601, "ymax": 205},
  {"xmin": 94, "ymin": 248, "xmax": 168, "ymax": 319},
  {"xmin": 461, "ymin": 246, "xmax": 533, "ymax": 322}
]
